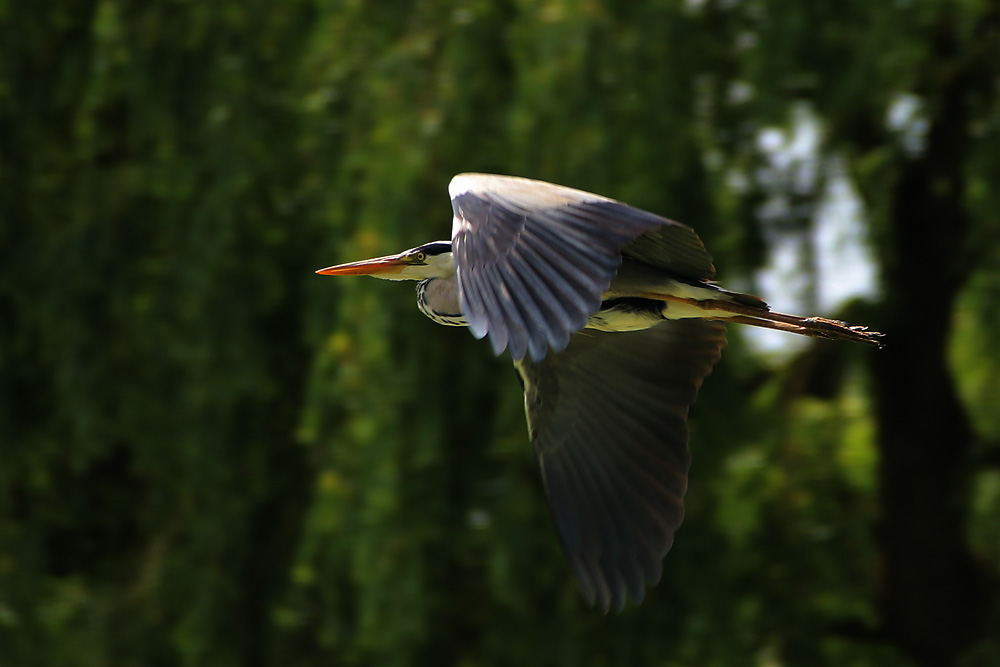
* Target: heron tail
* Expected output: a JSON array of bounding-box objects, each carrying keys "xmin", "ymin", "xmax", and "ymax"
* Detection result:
[{"xmin": 641, "ymin": 290, "xmax": 885, "ymax": 348}]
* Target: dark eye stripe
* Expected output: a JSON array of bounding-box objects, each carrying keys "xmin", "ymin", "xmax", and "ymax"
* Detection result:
[{"xmin": 417, "ymin": 241, "xmax": 452, "ymax": 256}]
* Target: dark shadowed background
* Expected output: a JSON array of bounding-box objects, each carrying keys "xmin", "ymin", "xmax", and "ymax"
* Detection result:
[{"xmin": 2, "ymin": 1, "xmax": 999, "ymax": 666}]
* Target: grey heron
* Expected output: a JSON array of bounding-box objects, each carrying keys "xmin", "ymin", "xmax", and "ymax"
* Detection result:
[{"xmin": 317, "ymin": 173, "xmax": 883, "ymax": 612}]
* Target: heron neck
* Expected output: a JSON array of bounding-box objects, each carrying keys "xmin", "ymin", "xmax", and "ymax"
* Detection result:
[{"xmin": 416, "ymin": 277, "xmax": 467, "ymax": 327}]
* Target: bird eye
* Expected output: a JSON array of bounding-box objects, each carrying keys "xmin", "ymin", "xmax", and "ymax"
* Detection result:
[{"xmin": 415, "ymin": 252, "xmax": 426, "ymax": 262}]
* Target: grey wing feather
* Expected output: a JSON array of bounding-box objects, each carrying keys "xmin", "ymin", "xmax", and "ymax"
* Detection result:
[
  {"xmin": 516, "ymin": 319, "xmax": 727, "ymax": 612},
  {"xmin": 450, "ymin": 174, "xmax": 713, "ymax": 362},
  {"xmin": 620, "ymin": 223, "xmax": 716, "ymax": 280}
]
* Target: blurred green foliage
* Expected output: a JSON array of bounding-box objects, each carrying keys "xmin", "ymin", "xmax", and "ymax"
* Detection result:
[{"xmin": 1, "ymin": 1, "xmax": 998, "ymax": 666}]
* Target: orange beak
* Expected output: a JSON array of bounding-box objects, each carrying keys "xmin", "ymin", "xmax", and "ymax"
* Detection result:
[{"xmin": 315, "ymin": 254, "xmax": 408, "ymax": 276}]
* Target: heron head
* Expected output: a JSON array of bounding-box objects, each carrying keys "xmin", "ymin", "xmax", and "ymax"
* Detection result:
[{"xmin": 316, "ymin": 241, "xmax": 454, "ymax": 281}]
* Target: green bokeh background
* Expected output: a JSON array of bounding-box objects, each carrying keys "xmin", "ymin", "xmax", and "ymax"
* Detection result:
[{"xmin": 2, "ymin": 1, "xmax": 999, "ymax": 665}]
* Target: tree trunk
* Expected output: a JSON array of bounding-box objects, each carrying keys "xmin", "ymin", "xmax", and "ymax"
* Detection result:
[{"xmin": 871, "ymin": 20, "xmax": 990, "ymax": 665}]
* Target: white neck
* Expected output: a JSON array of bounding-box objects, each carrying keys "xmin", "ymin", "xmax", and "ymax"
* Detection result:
[{"xmin": 416, "ymin": 276, "xmax": 467, "ymax": 327}]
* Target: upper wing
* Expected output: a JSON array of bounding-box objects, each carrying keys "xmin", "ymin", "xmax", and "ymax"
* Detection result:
[
  {"xmin": 449, "ymin": 173, "xmax": 714, "ymax": 362},
  {"xmin": 516, "ymin": 319, "xmax": 726, "ymax": 612},
  {"xmin": 621, "ymin": 226, "xmax": 715, "ymax": 279}
]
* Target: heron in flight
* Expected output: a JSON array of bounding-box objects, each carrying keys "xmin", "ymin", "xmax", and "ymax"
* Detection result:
[{"xmin": 317, "ymin": 173, "xmax": 882, "ymax": 612}]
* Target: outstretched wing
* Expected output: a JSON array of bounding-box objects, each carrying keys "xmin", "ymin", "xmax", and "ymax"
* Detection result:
[
  {"xmin": 450, "ymin": 173, "xmax": 714, "ymax": 362},
  {"xmin": 515, "ymin": 319, "xmax": 726, "ymax": 612}
]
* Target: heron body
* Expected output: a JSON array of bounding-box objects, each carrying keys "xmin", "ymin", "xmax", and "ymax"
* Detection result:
[
  {"xmin": 415, "ymin": 254, "xmax": 763, "ymax": 332},
  {"xmin": 318, "ymin": 173, "xmax": 883, "ymax": 612}
]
